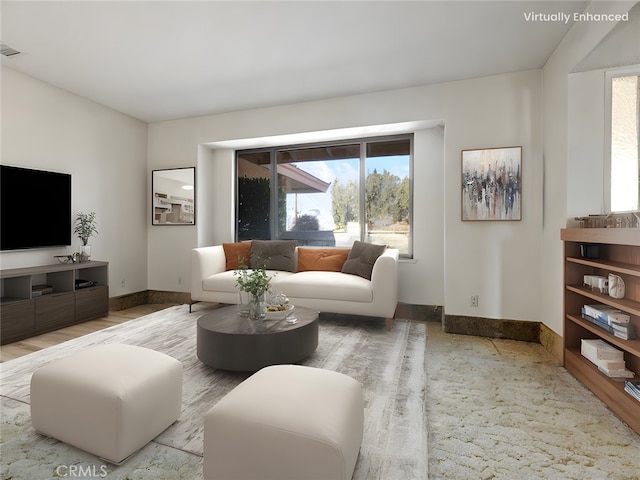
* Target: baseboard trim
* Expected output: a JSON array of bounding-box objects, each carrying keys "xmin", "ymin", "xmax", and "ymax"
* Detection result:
[
  {"xmin": 109, "ymin": 290, "xmax": 191, "ymax": 311},
  {"xmin": 395, "ymin": 303, "xmax": 443, "ymax": 322},
  {"xmin": 108, "ymin": 297, "xmax": 560, "ymax": 358},
  {"xmin": 443, "ymin": 314, "xmax": 540, "ymax": 343},
  {"xmin": 539, "ymin": 322, "xmax": 563, "ymax": 363},
  {"xmin": 109, "ymin": 291, "xmax": 149, "ymax": 311}
]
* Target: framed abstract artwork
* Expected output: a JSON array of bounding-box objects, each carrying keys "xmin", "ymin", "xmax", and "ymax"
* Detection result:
[
  {"xmin": 152, "ymin": 167, "xmax": 196, "ymax": 225},
  {"xmin": 461, "ymin": 146, "xmax": 522, "ymax": 221}
]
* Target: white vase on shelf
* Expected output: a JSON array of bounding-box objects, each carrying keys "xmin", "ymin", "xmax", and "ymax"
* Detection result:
[{"xmin": 608, "ymin": 273, "xmax": 625, "ymax": 299}]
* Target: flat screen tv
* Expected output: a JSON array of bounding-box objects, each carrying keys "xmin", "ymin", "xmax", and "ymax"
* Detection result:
[{"xmin": 1, "ymin": 165, "xmax": 72, "ymax": 250}]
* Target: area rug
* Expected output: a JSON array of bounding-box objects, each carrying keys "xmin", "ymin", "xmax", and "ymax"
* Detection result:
[
  {"xmin": 425, "ymin": 326, "xmax": 640, "ymax": 480},
  {"xmin": 1, "ymin": 304, "xmax": 428, "ymax": 480}
]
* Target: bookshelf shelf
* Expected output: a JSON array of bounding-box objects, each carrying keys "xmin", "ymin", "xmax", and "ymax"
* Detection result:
[
  {"xmin": 566, "ymin": 257, "xmax": 640, "ymax": 277},
  {"xmin": 566, "ymin": 314, "xmax": 640, "ymax": 357},
  {"xmin": 565, "ymin": 286, "xmax": 640, "ymax": 316},
  {"xmin": 562, "ymin": 228, "xmax": 640, "ymax": 435}
]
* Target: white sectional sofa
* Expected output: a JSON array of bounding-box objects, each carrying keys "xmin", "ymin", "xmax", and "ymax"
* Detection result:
[{"xmin": 191, "ymin": 241, "xmax": 399, "ymax": 330}]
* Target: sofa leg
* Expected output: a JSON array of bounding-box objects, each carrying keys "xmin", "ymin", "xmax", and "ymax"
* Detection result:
[{"xmin": 385, "ymin": 318, "xmax": 393, "ymax": 331}]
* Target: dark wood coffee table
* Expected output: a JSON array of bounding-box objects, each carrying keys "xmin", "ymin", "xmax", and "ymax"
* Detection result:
[{"xmin": 196, "ymin": 305, "xmax": 319, "ymax": 371}]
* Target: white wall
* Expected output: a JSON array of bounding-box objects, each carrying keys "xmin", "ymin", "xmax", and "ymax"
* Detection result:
[
  {"xmin": 541, "ymin": 1, "xmax": 637, "ymax": 335},
  {"xmin": 568, "ymin": 70, "xmax": 607, "ymax": 218},
  {"xmin": 0, "ymin": 68, "xmax": 148, "ymax": 297},
  {"xmin": 148, "ymin": 69, "xmax": 543, "ymax": 320}
]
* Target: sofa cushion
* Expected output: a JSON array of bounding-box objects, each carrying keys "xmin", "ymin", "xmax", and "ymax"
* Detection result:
[
  {"xmin": 341, "ymin": 241, "xmax": 386, "ymax": 280},
  {"xmin": 204, "ymin": 270, "xmax": 294, "ymax": 294},
  {"xmin": 203, "ymin": 270, "xmax": 240, "ymax": 294},
  {"xmin": 250, "ymin": 240, "xmax": 297, "ymax": 272},
  {"xmin": 297, "ymin": 248, "xmax": 351, "ymax": 272},
  {"xmin": 223, "ymin": 242, "xmax": 252, "ymax": 270},
  {"xmin": 275, "ymin": 271, "xmax": 373, "ymax": 303}
]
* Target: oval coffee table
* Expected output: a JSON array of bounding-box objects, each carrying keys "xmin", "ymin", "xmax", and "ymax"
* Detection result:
[{"xmin": 197, "ymin": 304, "xmax": 319, "ymax": 371}]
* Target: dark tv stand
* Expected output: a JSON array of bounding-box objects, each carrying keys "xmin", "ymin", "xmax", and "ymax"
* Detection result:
[{"xmin": 0, "ymin": 260, "xmax": 108, "ymax": 345}]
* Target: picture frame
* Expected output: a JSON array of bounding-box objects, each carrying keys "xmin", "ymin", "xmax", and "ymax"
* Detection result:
[
  {"xmin": 152, "ymin": 167, "xmax": 196, "ymax": 225},
  {"xmin": 461, "ymin": 146, "xmax": 522, "ymax": 221}
]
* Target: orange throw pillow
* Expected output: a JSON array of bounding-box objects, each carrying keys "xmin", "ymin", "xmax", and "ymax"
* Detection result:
[
  {"xmin": 297, "ymin": 248, "xmax": 351, "ymax": 272},
  {"xmin": 223, "ymin": 242, "xmax": 252, "ymax": 270}
]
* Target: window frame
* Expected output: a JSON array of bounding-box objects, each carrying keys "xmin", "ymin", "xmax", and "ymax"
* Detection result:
[
  {"xmin": 604, "ymin": 65, "xmax": 640, "ymax": 213},
  {"xmin": 235, "ymin": 134, "xmax": 414, "ymax": 258}
]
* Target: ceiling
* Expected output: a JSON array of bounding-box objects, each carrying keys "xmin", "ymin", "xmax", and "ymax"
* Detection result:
[{"xmin": 1, "ymin": 1, "xmax": 592, "ymax": 123}]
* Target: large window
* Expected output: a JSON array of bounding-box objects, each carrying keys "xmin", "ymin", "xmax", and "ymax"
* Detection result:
[
  {"xmin": 236, "ymin": 135, "xmax": 413, "ymax": 256},
  {"xmin": 607, "ymin": 69, "xmax": 640, "ymax": 212}
]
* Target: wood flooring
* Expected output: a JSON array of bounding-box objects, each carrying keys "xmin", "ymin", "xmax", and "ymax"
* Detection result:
[{"xmin": 0, "ymin": 304, "xmax": 177, "ymax": 363}]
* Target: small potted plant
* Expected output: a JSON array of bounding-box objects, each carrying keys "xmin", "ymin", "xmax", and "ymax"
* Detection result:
[
  {"xmin": 234, "ymin": 264, "xmax": 271, "ymax": 319},
  {"xmin": 74, "ymin": 211, "xmax": 98, "ymax": 262}
]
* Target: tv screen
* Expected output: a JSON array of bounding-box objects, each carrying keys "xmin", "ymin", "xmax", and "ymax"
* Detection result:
[{"xmin": 1, "ymin": 165, "xmax": 72, "ymax": 250}]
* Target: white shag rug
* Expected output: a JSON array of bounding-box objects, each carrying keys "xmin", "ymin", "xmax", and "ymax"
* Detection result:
[{"xmin": 426, "ymin": 325, "xmax": 640, "ymax": 480}]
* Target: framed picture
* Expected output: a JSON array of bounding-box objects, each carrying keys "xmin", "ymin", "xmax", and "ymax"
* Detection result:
[
  {"xmin": 152, "ymin": 167, "xmax": 195, "ymax": 225},
  {"xmin": 461, "ymin": 146, "xmax": 522, "ymax": 221}
]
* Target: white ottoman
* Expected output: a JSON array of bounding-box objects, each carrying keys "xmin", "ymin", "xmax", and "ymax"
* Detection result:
[
  {"xmin": 204, "ymin": 364, "xmax": 364, "ymax": 480},
  {"xmin": 30, "ymin": 343, "xmax": 182, "ymax": 464}
]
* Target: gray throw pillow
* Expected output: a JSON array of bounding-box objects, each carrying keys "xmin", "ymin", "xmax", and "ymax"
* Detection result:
[
  {"xmin": 341, "ymin": 241, "xmax": 386, "ymax": 280},
  {"xmin": 250, "ymin": 240, "xmax": 297, "ymax": 272}
]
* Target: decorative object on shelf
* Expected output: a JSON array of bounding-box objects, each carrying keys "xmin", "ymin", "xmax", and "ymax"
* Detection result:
[
  {"xmin": 234, "ymin": 266, "xmax": 271, "ymax": 320},
  {"xmin": 74, "ymin": 211, "xmax": 98, "ymax": 262},
  {"xmin": 152, "ymin": 167, "xmax": 195, "ymax": 225},
  {"xmin": 574, "ymin": 211, "xmax": 640, "ymax": 228},
  {"xmin": 579, "ymin": 244, "xmax": 600, "ymax": 259},
  {"xmin": 608, "ymin": 273, "xmax": 626, "ymax": 299},
  {"xmin": 461, "ymin": 146, "xmax": 522, "ymax": 221},
  {"xmin": 582, "ymin": 275, "xmax": 609, "ymax": 294},
  {"xmin": 54, "ymin": 255, "xmax": 72, "ymax": 264}
]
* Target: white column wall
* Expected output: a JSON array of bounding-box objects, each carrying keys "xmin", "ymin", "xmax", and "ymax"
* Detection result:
[{"xmin": 541, "ymin": 1, "xmax": 636, "ymax": 335}]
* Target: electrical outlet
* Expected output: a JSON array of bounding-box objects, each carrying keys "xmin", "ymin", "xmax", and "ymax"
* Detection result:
[
  {"xmin": 121, "ymin": 280, "xmax": 126, "ymax": 288},
  {"xmin": 471, "ymin": 295, "xmax": 479, "ymax": 307}
]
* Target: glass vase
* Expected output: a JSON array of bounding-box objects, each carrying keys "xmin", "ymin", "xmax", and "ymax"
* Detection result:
[
  {"xmin": 248, "ymin": 292, "xmax": 266, "ymax": 320},
  {"xmin": 80, "ymin": 245, "xmax": 91, "ymax": 262},
  {"xmin": 237, "ymin": 290, "xmax": 250, "ymax": 317}
]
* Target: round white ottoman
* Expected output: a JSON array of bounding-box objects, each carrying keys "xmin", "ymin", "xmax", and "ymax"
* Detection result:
[
  {"xmin": 203, "ymin": 364, "xmax": 364, "ymax": 480},
  {"xmin": 30, "ymin": 343, "xmax": 182, "ymax": 464}
]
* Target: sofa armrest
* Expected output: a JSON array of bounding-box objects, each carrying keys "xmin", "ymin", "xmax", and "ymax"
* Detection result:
[
  {"xmin": 191, "ymin": 246, "xmax": 226, "ymax": 301},
  {"xmin": 370, "ymin": 248, "xmax": 399, "ymax": 317}
]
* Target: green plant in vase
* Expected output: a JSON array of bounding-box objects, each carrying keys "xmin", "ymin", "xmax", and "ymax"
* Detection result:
[
  {"xmin": 234, "ymin": 263, "xmax": 271, "ymax": 319},
  {"xmin": 74, "ymin": 211, "xmax": 98, "ymax": 261}
]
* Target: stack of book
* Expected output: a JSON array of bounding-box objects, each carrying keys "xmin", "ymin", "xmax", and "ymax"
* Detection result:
[
  {"xmin": 582, "ymin": 304, "xmax": 636, "ymax": 340},
  {"xmin": 32, "ymin": 284, "xmax": 53, "ymax": 297},
  {"xmin": 581, "ymin": 339, "xmax": 635, "ymax": 379},
  {"xmin": 625, "ymin": 381, "xmax": 640, "ymax": 402}
]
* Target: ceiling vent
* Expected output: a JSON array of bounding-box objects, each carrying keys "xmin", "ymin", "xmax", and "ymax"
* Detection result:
[{"xmin": 0, "ymin": 43, "xmax": 21, "ymax": 57}]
